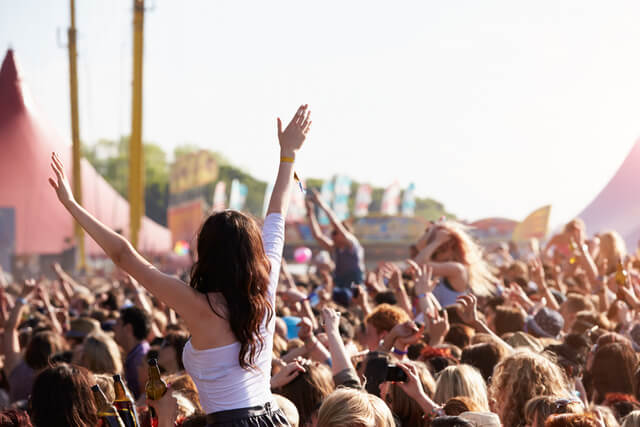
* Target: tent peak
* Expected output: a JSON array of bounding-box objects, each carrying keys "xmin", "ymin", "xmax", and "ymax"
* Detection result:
[{"xmin": 0, "ymin": 49, "xmax": 29, "ymax": 120}]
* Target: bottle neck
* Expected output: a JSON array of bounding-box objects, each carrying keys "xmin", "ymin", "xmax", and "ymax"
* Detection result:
[
  {"xmin": 113, "ymin": 383, "xmax": 129, "ymax": 401},
  {"xmin": 148, "ymin": 365, "xmax": 162, "ymax": 381}
]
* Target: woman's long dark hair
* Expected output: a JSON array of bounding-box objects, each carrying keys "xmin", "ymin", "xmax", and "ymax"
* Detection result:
[{"xmin": 190, "ymin": 210, "xmax": 273, "ymax": 369}]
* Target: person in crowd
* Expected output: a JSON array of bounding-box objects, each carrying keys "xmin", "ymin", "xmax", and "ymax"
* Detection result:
[
  {"xmin": 316, "ymin": 388, "xmax": 395, "ymax": 427},
  {"xmin": 29, "ymin": 363, "xmax": 98, "ymax": 427},
  {"xmin": 587, "ymin": 342, "xmax": 638, "ymax": 404},
  {"xmin": 544, "ymin": 219, "xmax": 587, "ymax": 262},
  {"xmin": 158, "ymin": 331, "xmax": 189, "ymax": 374},
  {"xmin": 75, "ymin": 331, "xmax": 123, "ymax": 375},
  {"xmin": 0, "ymin": 103, "xmax": 636, "ymax": 427},
  {"xmin": 361, "ymin": 303, "xmax": 411, "ymax": 351},
  {"xmin": 524, "ymin": 396, "xmax": 585, "ymax": 427},
  {"xmin": 489, "ymin": 350, "xmax": 572, "ymax": 427},
  {"xmin": 305, "ymin": 189, "xmax": 365, "ymax": 299},
  {"xmin": 46, "ymin": 104, "xmax": 312, "ymax": 425},
  {"xmin": 433, "ymin": 365, "xmax": 490, "ymax": 411},
  {"xmin": 412, "ymin": 221, "xmax": 496, "ymax": 306},
  {"xmin": 114, "ymin": 306, "xmax": 151, "ymax": 399}
]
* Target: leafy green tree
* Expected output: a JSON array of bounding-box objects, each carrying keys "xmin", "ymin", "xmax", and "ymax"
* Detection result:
[{"xmin": 83, "ymin": 136, "xmax": 169, "ymax": 226}]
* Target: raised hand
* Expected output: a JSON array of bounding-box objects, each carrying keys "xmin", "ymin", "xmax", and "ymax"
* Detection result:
[
  {"xmin": 529, "ymin": 259, "xmax": 546, "ymax": 287},
  {"xmin": 321, "ymin": 307, "xmax": 341, "ymax": 334},
  {"xmin": 270, "ymin": 359, "xmax": 307, "ymax": 389},
  {"xmin": 395, "ymin": 362, "xmax": 426, "ymax": 401},
  {"xmin": 297, "ymin": 317, "xmax": 314, "ymax": 341},
  {"xmin": 20, "ymin": 279, "xmax": 37, "ymax": 300},
  {"xmin": 277, "ymin": 105, "xmax": 311, "ymax": 157},
  {"xmin": 414, "ymin": 264, "xmax": 435, "ymax": 296},
  {"xmin": 48, "ymin": 152, "xmax": 75, "ymax": 207},
  {"xmin": 456, "ymin": 294, "xmax": 479, "ymax": 326},
  {"xmin": 426, "ymin": 307, "xmax": 449, "ymax": 346}
]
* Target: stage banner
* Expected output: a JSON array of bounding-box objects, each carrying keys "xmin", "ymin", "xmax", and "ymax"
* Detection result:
[
  {"xmin": 167, "ymin": 199, "xmax": 205, "ymax": 246},
  {"xmin": 333, "ymin": 175, "xmax": 352, "ymax": 221},
  {"xmin": 512, "ymin": 205, "xmax": 552, "ymax": 243},
  {"xmin": 169, "ymin": 150, "xmax": 218, "ymax": 195},
  {"xmin": 212, "ymin": 181, "xmax": 226, "ymax": 212},
  {"xmin": 401, "ymin": 183, "xmax": 416, "ymax": 217},
  {"xmin": 229, "ymin": 179, "xmax": 248, "ymax": 211},
  {"xmin": 354, "ymin": 184, "xmax": 372, "ymax": 217},
  {"xmin": 317, "ymin": 179, "xmax": 335, "ymax": 225},
  {"xmin": 381, "ymin": 181, "xmax": 401, "ymax": 216}
]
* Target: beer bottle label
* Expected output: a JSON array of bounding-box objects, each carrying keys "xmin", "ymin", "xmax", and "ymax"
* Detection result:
[
  {"xmin": 101, "ymin": 415, "xmax": 126, "ymax": 427},
  {"xmin": 115, "ymin": 408, "xmax": 138, "ymax": 427}
]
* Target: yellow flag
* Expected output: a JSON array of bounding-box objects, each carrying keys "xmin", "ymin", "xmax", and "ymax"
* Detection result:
[{"xmin": 512, "ymin": 205, "xmax": 552, "ymax": 242}]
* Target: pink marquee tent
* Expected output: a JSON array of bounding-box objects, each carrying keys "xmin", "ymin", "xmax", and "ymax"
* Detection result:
[
  {"xmin": 577, "ymin": 139, "xmax": 640, "ymax": 251},
  {"xmin": 0, "ymin": 49, "xmax": 170, "ymax": 264}
]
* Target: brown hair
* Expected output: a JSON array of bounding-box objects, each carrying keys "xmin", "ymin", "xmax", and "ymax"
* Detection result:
[
  {"xmin": 364, "ymin": 303, "xmax": 410, "ymax": 333},
  {"xmin": 460, "ymin": 342, "xmax": 503, "ymax": 383},
  {"xmin": 279, "ymin": 362, "xmax": 334, "ymax": 425},
  {"xmin": 161, "ymin": 331, "xmax": 190, "ymax": 371},
  {"xmin": 30, "ymin": 363, "xmax": 98, "ymax": 427},
  {"xmin": 25, "ymin": 331, "xmax": 68, "ymax": 370},
  {"xmin": 444, "ymin": 324, "xmax": 475, "ymax": 349},
  {"xmin": 189, "ymin": 210, "xmax": 273, "ymax": 369},
  {"xmin": 589, "ymin": 343, "xmax": 637, "ymax": 404},
  {"xmin": 443, "ymin": 396, "xmax": 482, "ymax": 415},
  {"xmin": 524, "ymin": 396, "xmax": 584, "ymax": 426},
  {"xmin": 494, "ymin": 305, "xmax": 526, "ymax": 336},
  {"xmin": 563, "ymin": 294, "xmax": 595, "ymax": 315},
  {"xmin": 544, "ymin": 414, "xmax": 598, "ymax": 427},
  {"xmin": 489, "ymin": 350, "xmax": 570, "ymax": 427},
  {"xmin": 385, "ymin": 362, "xmax": 436, "ymax": 426},
  {"xmin": 0, "ymin": 409, "xmax": 33, "ymax": 427}
]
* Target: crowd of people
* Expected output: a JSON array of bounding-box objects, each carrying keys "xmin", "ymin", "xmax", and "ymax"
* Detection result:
[{"xmin": 1, "ymin": 105, "xmax": 640, "ymax": 426}]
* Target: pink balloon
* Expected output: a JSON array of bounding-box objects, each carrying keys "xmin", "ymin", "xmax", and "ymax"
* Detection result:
[{"xmin": 294, "ymin": 247, "xmax": 312, "ymax": 263}]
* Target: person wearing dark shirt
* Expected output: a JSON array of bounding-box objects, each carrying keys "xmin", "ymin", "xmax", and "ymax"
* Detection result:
[{"xmin": 114, "ymin": 306, "xmax": 151, "ymax": 399}]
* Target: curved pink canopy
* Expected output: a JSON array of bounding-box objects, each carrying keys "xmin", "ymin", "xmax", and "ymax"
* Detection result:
[
  {"xmin": 577, "ymin": 139, "xmax": 640, "ymax": 251},
  {"xmin": 0, "ymin": 49, "xmax": 170, "ymax": 256}
]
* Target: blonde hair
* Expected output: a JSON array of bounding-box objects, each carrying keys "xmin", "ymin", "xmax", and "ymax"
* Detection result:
[
  {"xmin": 317, "ymin": 388, "xmax": 395, "ymax": 427},
  {"xmin": 434, "ymin": 364, "xmax": 489, "ymax": 411},
  {"xmin": 427, "ymin": 221, "xmax": 496, "ymax": 296},
  {"xmin": 489, "ymin": 349, "xmax": 570, "ymax": 427},
  {"xmin": 81, "ymin": 332, "xmax": 123, "ymax": 375},
  {"xmin": 596, "ymin": 231, "xmax": 627, "ymax": 274},
  {"xmin": 93, "ymin": 374, "xmax": 115, "ymax": 402}
]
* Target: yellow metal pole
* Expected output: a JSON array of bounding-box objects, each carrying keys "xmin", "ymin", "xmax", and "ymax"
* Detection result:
[
  {"xmin": 130, "ymin": 0, "xmax": 145, "ymax": 249},
  {"xmin": 68, "ymin": 0, "xmax": 86, "ymax": 269}
]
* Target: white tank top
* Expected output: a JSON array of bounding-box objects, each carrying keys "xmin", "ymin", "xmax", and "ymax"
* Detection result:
[{"xmin": 182, "ymin": 213, "xmax": 284, "ymax": 414}]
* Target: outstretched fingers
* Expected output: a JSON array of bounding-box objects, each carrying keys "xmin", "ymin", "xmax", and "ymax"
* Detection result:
[
  {"xmin": 294, "ymin": 104, "xmax": 307, "ymax": 125},
  {"xmin": 301, "ymin": 109, "xmax": 312, "ymax": 128}
]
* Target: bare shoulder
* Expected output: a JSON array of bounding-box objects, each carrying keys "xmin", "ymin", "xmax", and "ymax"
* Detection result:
[{"xmin": 187, "ymin": 292, "xmax": 237, "ymax": 350}]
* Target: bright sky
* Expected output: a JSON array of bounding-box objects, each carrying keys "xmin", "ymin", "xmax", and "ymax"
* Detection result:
[{"xmin": 2, "ymin": 1, "xmax": 640, "ymax": 227}]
